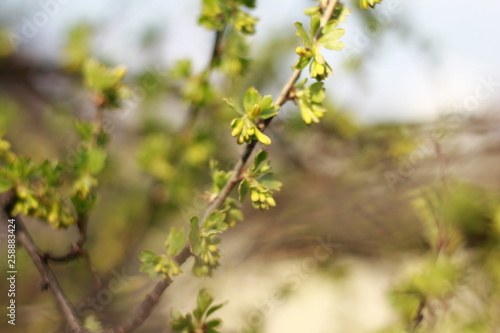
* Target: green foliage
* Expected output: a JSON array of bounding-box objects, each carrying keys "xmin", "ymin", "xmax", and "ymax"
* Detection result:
[
  {"xmin": 83, "ymin": 315, "xmax": 103, "ymax": 332},
  {"xmin": 295, "ymin": 79, "xmax": 327, "ymax": 124},
  {"xmin": 226, "ymin": 87, "xmax": 277, "ymax": 145},
  {"xmin": 166, "ymin": 227, "xmax": 187, "ymax": 257},
  {"xmin": 208, "ymin": 161, "xmax": 244, "ymax": 227},
  {"xmin": 199, "ymin": 0, "xmax": 257, "ymax": 33},
  {"xmin": 190, "ymin": 212, "xmax": 228, "ymax": 277},
  {"xmin": 294, "ymin": 6, "xmax": 346, "ymax": 79},
  {"xmin": 182, "ymin": 70, "xmax": 215, "ymax": 107},
  {"xmin": 139, "ymin": 227, "xmax": 187, "ymax": 278},
  {"xmin": 238, "ymin": 150, "xmax": 282, "ymax": 209},
  {"xmin": 412, "ymin": 182, "xmax": 500, "ymax": 249},
  {"xmin": 360, "ymin": 0, "xmax": 383, "ymax": 9},
  {"xmin": 0, "ymin": 145, "xmax": 75, "ymax": 227},
  {"xmin": 171, "ymin": 288, "xmax": 225, "ymax": 333},
  {"xmin": 83, "ymin": 58, "xmax": 130, "ymax": 107},
  {"xmin": 139, "ymin": 248, "xmax": 182, "ymax": 279},
  {"xmin": 390, "ymin": 258, "xmax": 462, "ymax": 326},
  {"xmin": 137, "ymin": 133, "xmax": 175, "ymax": 182}
]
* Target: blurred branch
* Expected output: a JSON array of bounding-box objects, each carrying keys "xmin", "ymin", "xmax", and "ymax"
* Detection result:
[
  {"xmin": 410, "ymin": 297, "xmax": 426, "ymax": 332},
  {"xmin": 41, "ymin": 107, "xmax": 105, "ymax": 289},
  {"xmin": 41, "ymin": 216, "xmax": 88, "ymax": 262},
  {"xmin": 104, "ymin": 246, "xmax": 192, "ymax": 333},
  {"xmin": 0, "ymin": 192, "xmax": 87, "ymax": 333},
  {"xmin": 105, "ymin": 1, "xmax": 340, "ymax": 332},
  {"xmin": 182, "ymin": 26, "xmax": 227, "ymax": 132}
]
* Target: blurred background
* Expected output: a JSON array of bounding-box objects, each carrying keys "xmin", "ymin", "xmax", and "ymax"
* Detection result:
[{"xmin": 1, "ymin": 0, "xmax": 500, "ymax": 332}]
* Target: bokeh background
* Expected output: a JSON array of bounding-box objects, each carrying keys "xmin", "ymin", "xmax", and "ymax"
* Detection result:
[{"xmin": 1, "ymin": 0, "xmax": 500, "ymax": 332}]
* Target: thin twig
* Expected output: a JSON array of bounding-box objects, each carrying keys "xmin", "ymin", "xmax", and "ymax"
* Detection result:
[
  {"xmin": 410, "ymin": 297, "xmax": 426, "ymax": 332},
  {"xmin": 42, "ymin": 216, "xmax": 88, "ymax": 262},
  {"xmin": 106, "ymin": 1, "xmax": 341, "ymax": 332}
]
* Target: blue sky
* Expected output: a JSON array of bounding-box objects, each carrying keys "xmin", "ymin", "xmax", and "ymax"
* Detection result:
[{"xmin": 1, "ymin": 0, "xmax": 499, "ymax": 123}]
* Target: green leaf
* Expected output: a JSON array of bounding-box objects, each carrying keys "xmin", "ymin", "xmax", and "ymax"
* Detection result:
[
  {"xmin": 258, "ymin": 95, "xmax": 273, "ymax": 110},
  {"xmin": 304, "ymin": 6, "xmax": 320, "ymax": 16},
  {"xmin": 71, "ymin": 193, "xmax": 97, "ymax": 217},
  {"xmin": 83, "ymin": 315, "xmax": 103, "ymax": 332},
  {"xmin": 166, "ymin": 228, "xmax": 187, "ymax": 257},
  {"xmin": 252, "ymin": 150, "xmax": 268, "ymax": 171},
  {"xmin": 295, "ymin": 56, "xmax": 311, "ymax": 70},
  {"xmin": 205, "ymin": 211, "xmax": 228, "ymax": 232},
  {"xmin": 197, "ymin": 289, "xmax": 214, "ymax": 318},
  {"xmin": 83, "ymin": 58, "xmax": 127, "ymax": 92},
  {"xmin": 223, "ymin": 98, "xmax": 244, "ymax": 115},
  {"xmin": 296, "ymin": 81, "xmax": 327, "ymax": 124},
  {"xmin": 234, "ymin": 10, "xmax": 258, "ymax": 35},
  {"xmin": 259, "ymin": 108, "xmax": 278, "ymax": 120},
  {"xmin": 360, "ymin": 0, "xmax": 383, "ymax": 9},
  {"xmin": 294, "ymin": 22, "xmax": 311, "ymax": 49},
  {"xmin": 309, "ymin": 82, "xmax": 325, "ymax": 103},
  {"xmin": 74, "ymin": 121, "xmax": 95, "ymax": 141},
  {"xmin": 258, "ymin": 173, "xmax": 283, "ymax": 191},
  {"xmin": 170, "ymin": 59, "xmax": 192, "ymax": 79},
  {"xmin": 238, "ymin": 178, "xmax": 250, "ymax": 202},
  {"xmin": 310, "ymin": 13, "xmax": 321, "ymax": 37},
  {"xmin": 87, "ymin": 148, "xmax": 107, "ymax": 174},
  {"xmin": 319, "ymin": 24, "xmax": 345, "ymax": 51},
  {"xmin": 206, "ymin": 319, "xmax": 222, "ymax": 330},
  {"xmin": 207, "ymin": 303, "xmax": 225, "ymax": 317},
  {"xmin": 171, "ymin": 311, "xmax": 194, "ymax": 331},
  {"xmin": 243, "ymin": 87, "xmax": 261, "ymax": 112},
  {"xmin": 139, "ymin": 250, "xmax": 161, "ymax": 278},
  {"xmin": 239, "ymin": 0, "xmax": 256, "ymax": 8},
  {"xmin": 139, "ymin": 250, "xmax": 157, "ymax": 262}
]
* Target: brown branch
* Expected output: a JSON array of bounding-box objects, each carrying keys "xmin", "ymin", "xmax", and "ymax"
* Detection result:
[
  {"xmin": 42, "ymin": 215, "xmax": 89, "ymax": 262},
  {"xmin": 1, "ymin": 192, "xmax": 85, "ymax": 331},
  {"xmin": 104, "ymin": 1, "xmax": 341, "ymax": 332},
  {"xmin": 104, "ymin": 246, "xmax": 192, "ymax": 333},
  {"xmin": 15, "ymin": 216, "xmax": 88, "ymax": 333}
]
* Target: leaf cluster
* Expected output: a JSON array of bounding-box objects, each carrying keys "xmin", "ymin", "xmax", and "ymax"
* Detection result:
[
  {"xmin": 171, "ymin": 289, "xmax": 225, "ymax": 333},
  {"xmin": 226, "ymin": 87, "xmax": 278, "ymax": 145}
]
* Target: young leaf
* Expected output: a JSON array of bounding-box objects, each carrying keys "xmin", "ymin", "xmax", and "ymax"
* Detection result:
[
  {"xmin": 319, "ymin": 22, "xmax": 345, "ymax": 51},
  {"xmin": 294, "ymin": 22, "xmax": 312, "ymax": 48},
  {"xmin": 205, "ymin": 211, "xmax": 228, "ymax": 232},
  {"xmin": 87, "ymin": 148, "xmax": 107, "ymax": 175},
  {"xmin": 166, "ymin": 227, "xmax": 187, "ymax": 257},
  {"xmin": 243, "ymin": 87, "xmax": 261, "ymax": 112},
  {"xmin": 252, "ymin": 150, "xmax": 268, "ymax": 172},
  {"xmin": 83, "ymin": 58, "xmax": 127, "ymax": 92},
  {"xmin": 238, "ymin": 178, "xmax": 250, "ymax": 202},
  {"xmin": 197, "ymin": 289, "xmax": 214, "ymax": 318},
  {"xmin": 258, "ymin": 173, "xmax": 283, "ymax": 191}
]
